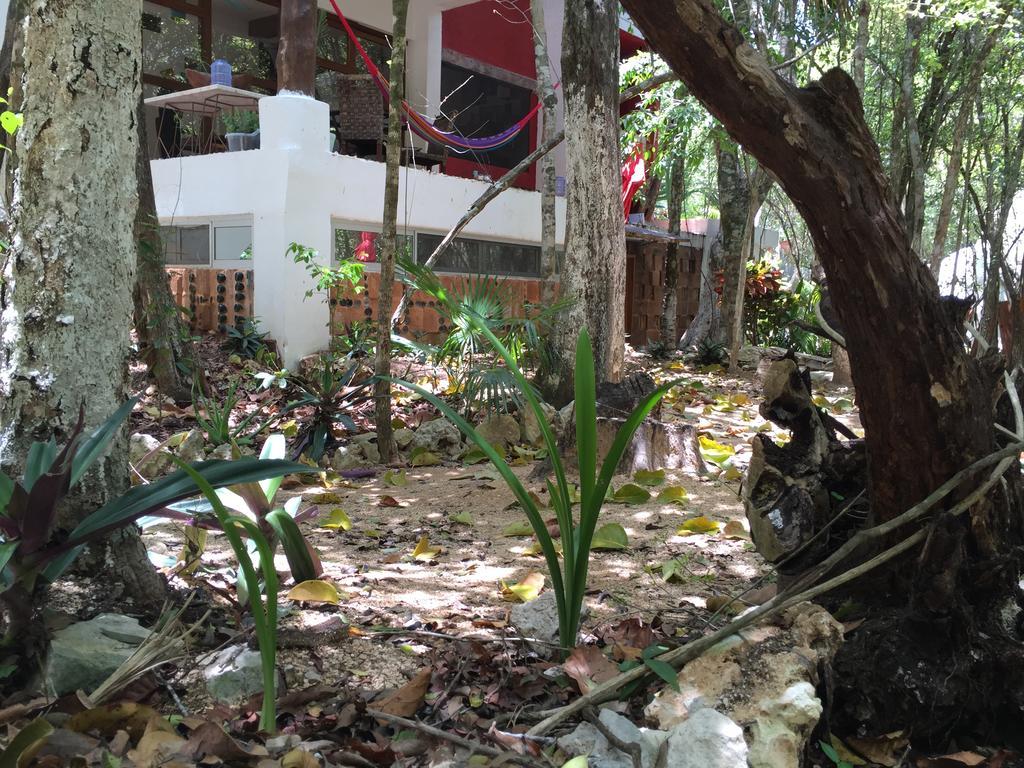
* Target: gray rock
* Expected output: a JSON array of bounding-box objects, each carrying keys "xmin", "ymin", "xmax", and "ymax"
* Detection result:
[
  {"xmin": 411, "ymin": 418, "xmax": 463, "ymax": 457},
  {"xmin": 210, "ymin": 443, "xmax": 234, "ymax": 461},
  {"xmin": 510, "ymin": 590, "xmax": 560, "ymax": 655},
  {"xmin": 44, "ymin": 613, "xmax": 151, "ymax": 696},
  {"xmin": 557, "ymin": 710, "xmax": 667, "ymax": 768},
  {"xmin": 557, "ymin": 401, "xmax": 576, "ymax": 436},
  {"xmin": 352, "ymin": 432, "xmax": 378, "ymax": 445},
  {"xmin": 521, "ymin": 402, "xmax": 558, "ymax": 446},
  {"xmin": 129, "ymin": 432, "xmax": 173, "ymax": 476},
  {"xmin": 361, "ymin": 440, "xmax": 380, "ymax": 464},
  {"xmin": 663, "ymin": 708, "xmax": 748, "ymax": 768},
  {"xmin": 202, "ymin": 644, "xmax": 274, "ymax": 704},
  {"xmin": 393, "ymin": 428, "xmax": 415, "ymax": 449},
  {"xmin": 176, "ymin": 428, "xmax": 207, "ymax": 465},
  {"xmin": 332, "ymin": 445, "xmax": 366, "ymax": 471},
  {"xmin": 476, "ymin": 414, "xmax": 521, "ymax": 450}
]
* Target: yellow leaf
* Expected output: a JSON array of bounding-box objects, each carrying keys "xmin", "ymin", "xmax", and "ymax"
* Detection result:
[
  {"xmin": 287, "ymin": 580, "xmax": 344, "ymax": 604},
  {"xmin": 721, "ymin": 466, "xmax": 743, "ymax": 481},
  {"xmin": 500, "ymin": 572, "xmax": 544, "ymax": 602},
  {"xmin": 612, "ymin": 483, "xmax": 652, "ymax": 505},
  {"xmin": 320, "ymin": 508, "xmax": 352, "ymax": 531},
  {"xmin": 308, "ymin": 492, "xmax": 343, "ymax": 504},
  {"xmin": 503, "ymin": 521, "xmax": 534, "ymax": 537},
  {"xmin": 656, "ymin": 485, "xmax": 688, "ymax": 504},
  {"xmin": 730, "ymin": 393, "xmax": 751, "ymax": 406},
  {"xmin": 677, "ymin": 516, "xmax": 721, "ymax": 535},
  {"xmin": 698, "ymin": 436, "xmax": 734, "ymax": 466},
  {"xmin": 412, "ymin": 535, "xmax": 441, "ymax": 561},
  {"xmin": 282, "ymin": 748, "xmax": 321, "ymax": 768},
  {"xmin": 450, "ymin": 511, "xmax": 473, "ymax": 526}
]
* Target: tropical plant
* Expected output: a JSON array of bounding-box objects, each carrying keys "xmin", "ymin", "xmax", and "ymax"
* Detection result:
[
  {"xmin": 692, "ymin": 337, "xmax": 727, "ymax": 365},
  {"xmin": 192, "ymin": 381, "xmax": 267, "ymax": 446},
  {"xmin": 225, "ymin": 318, "xmax": 269, "ymax": 359},
  {"xmin": 393, "ymin": 319, "xmax": 677, "ymax": 651},
  {"xmin": 288, "ymin": 242, "xmax": 365, "ymax": 299},
  {"xmin": 176, "ymin": 460, "xmax": 279, "ymax": 732},
  {"xmin": 222, "ymin": 110, "xmax": 259, "ymax": 134},
  {"xmin": 0, "ymin": 399, "xmax": 305, "ymax": 666}
]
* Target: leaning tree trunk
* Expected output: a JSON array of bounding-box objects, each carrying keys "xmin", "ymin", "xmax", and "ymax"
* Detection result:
[
  {"xmin": 0, "ymin": 0, "xmax": 165, "ymax": 607},
  {"xmin": 134, "ymin": 99, "xmax": 193, "ymax": 403},
  {"xmin": 543, "ymin": 0, "xmax": 625, "ymax": 406},
  {"xmin": 622, "ymin": 0, "xmax": 1024, "ymax": 746}
]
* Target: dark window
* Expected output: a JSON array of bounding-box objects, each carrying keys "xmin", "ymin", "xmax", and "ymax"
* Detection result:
[
  {"xmin": 416, "ymin": 234, "xmax": 540, "ymax": 278},
  {"xmin": 439, "ymin": 63, "xmax": 532, "ymax": 169}
]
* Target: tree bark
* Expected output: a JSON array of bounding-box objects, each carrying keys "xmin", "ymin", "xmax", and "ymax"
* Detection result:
[
  {"xmin": 134, "ymin": 100, "xmax": 193, "ymax": 403},
  {"xmin": 277, "ymin": 0, "xmax": 317, "ymax": 96},
  {"xmin": 899, "ymin": 5, "xmax": 926, "ymax": 254},
  {"xmin": 374, "ymin": 0, "xmax": 408, "ymax": 465},
  {"xmin": 544, "ymin": 0, "xmax": 625, "ymax": 405},
  {"xmin": 679, "ymin": 238, "xmax": 722, "ymax": 351},
  {"xmin": 0, "ymin": 0, "xmax": 164, "ymax": 606},
  {"xmin": 659, "ymin": 145, "xmax": 686, "ymax": 344},
  {"xmin": 621, "ymin": 0, "xmax": 1024, "ymax": 744},
  {"xmin": 531, "ymin": 0, "xmax": 559, "ymax": 308},
  {"xmin": 852, "ymin": 0, "xmax": 869, "ymax": 93}
]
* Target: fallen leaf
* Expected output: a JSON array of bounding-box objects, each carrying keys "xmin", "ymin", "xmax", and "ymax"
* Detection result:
[
  {"xmin": 502, "ymin": 521, "xmax": 534, "ymax": 537},
  {"xmin": 450, "ymin": 511, "xmax": 474, "ymax": 526},
  {"xmin": 307, "ymin": 492, "xmax": 343, "ymax": 504},
  {"xmin": 612, "ymin": 484, "xmax": 652, "ymax": 505},
  {"xmin": 721, "ymin": 466, "xmax": 743, "ymax": 481},
  {"xmin": 378, "ymin": 495, "xmax": 404, "ymax": 508},
  {"xmin": 486, "ymin": 724, "xmax": 543, "ymax": 757},
  {"xmin": 374, "ymin": 667, "xmax": 432, "ymax": 717},
  {"xmin": 0, "ymin": 717, "xmax": 53, "ymax": 767},
  {"xmin": 730, "ymin": 393, "xmax": 751, "ymax": 406},
  {"xmin": 561, "ymin": 757, "xmax": 590, "ymax": 768},
  {"xmin": 180, "ymin": 721, "xmax": 268, "ymax": 761},
  {"xmin": 722, "ymin": 520, "xmax": 749, "ymax": 539},
  {"xmin": 320, "ymin": 508, "xmax": 352, "ymax": 531},
  {"xmin": 412, "ymin": 535, "xmax": 441, "ymax": 561},
  {"xmin": 282, "ymin": 748, "xmax": 320, "ymax": 768},
  {"xmin": 126, "ymin": 717, "xmax": 187, "ymax": 766},
  {"xmin": 677, "ymin": 516, "xmax": 721, "ymax": 535},
  {"xmin": 500, "ymin": 572, "xmax": 544, "ymax": 602},
  {"xmin": 698, "ymin": 436, "xmax": 735, "ymax": 466},
  {"xmin": 287, "ymin": 580, "xmax": 343, "ymax": 605},
  {"xmin": 67, "ymin": 703, "xmax": 160, "ymax": 741},
  {"xmin": 383, "ymin": 469, "xmax": 409, "ymax": 486},
  {"xmin": 656, "ymin": 486, "xmax": 688, "ymax": 504},
  {"xmin": 844, "ymin": 731, "xmax": 909, "ymax": 767},
  {"xmin": 633, "ymin": 469, "xmax": 666, "ymax": 486},
  {"xmin": 410, "ymin": 447, "xmax": 441, "ymax": 467},
  {"xmin": 563, "ymin": 646, "xmax": 619, "ymax": 694},
  {"xmin": 591, "ymin": 523, "xmax": 629, "ymax": 551}
]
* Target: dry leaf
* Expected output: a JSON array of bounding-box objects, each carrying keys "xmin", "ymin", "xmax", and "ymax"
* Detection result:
[
  {"xmin": 282, "ymin": 748, "xmax": 321, "ymax": 767},
  {"xmin": 677, "ymin": 516, "xmax": 721, "ymax": 535},
  {"xmin": 287, "ymin": 580, "xmax": 344, "ymax": 604},
  {"xmin": 563, "ymin": 645, "xmax": 620, "ymax": 694},
  {"xmin": 379, "ymin": 495, "xmax": 404, "ymax": 508},
  {"xmin": 500, "ymin": 572, "xmax": 544, "ymax": 602},
  {"xmin": 722, "ymin": 520, "xmax": 749, "ymax": 539},
  {"xmin": 412, "ymin": 535, "xmax": 441, "ymax": 561},
  {"xmin": 374, "ymin": 667, "xmax": 432, "ymax": 717}
]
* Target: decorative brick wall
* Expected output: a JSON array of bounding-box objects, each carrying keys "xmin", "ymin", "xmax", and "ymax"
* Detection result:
[
  {"xmin": 626, "ymin": 241, "xmax": 703, "ymax": 346},
  {"xmin": 167, "ymin": 268, "xmax": 255, "ymax": 333},
  {"xmin": 336, "ymin": 75, "xmax": 383, "ymax": 142}
]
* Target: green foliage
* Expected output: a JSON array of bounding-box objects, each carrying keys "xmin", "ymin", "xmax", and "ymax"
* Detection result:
[
  {"xmin": 225, "ymin": 318, "xmax": 269, "ymax": 359},
  {"xmin": 288, "ymin": 242, "xmax": 365, "ymax": 299},
  {"xmin": 393, "ymin": 313, "xmax": 679, "ymax": 651},
  {"xmin": 175, "ymin": 460, "xmax": 279, "ymax": 732},
  {"xmin": 0, "ymin": 89, "xmax": 23, "ymax": 152},
  {"xmin": 192, "ymin": 381, "xmax": 267, "ymax": 446},
  {"xmin": 693, "ymin": 337, "xmax": 727, "ymax": 365},
  {"xmin": 221, "ymin": 110, "xmax": 259, "ymax": 134}
]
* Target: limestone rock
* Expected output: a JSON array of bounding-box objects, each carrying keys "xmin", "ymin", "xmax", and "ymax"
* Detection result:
[
  {"xmin": 129, "ymin": 432, "xmax": 173, "ymax": 476},
  {"xmin": 411, "ymin": 418, "xmax": 462, "ymax": 457},
  {"xmin": 647, "ymin": 602, "xmax": 843, "ymax": 768},
  {"xmin": 476, "ymin": 414, "xmax": 521, "ymax": 450},
  {"xmin": 393, "ymin": 428, "xmax": 415, "ymax": 449},
  {"xmin": 202, "ymin": 644, "xmax": 274, "ymax": 704},
  {"xmin": 332, "ymin": 445, "xmax": 366, "ymax": 471},
  {"xmin": 557, "ymin": 709, "xmax": 667, "ymax": 768},
  {"xmin": 210, "ymin": 443, "xmax": 234, "ymax": 461},
  {"xmin": 663, "ymin": 708, "xmax": 748, "ymax": 768},
  {"xmin": 176, "ymin": 428, "xmax": 207, "ymax": 465},
  {"xmin": 509, "ymin": 591, "xmax": 560, "ymax": 657},
  {"xmin": 520, "ymin": 402, "xmax": 557, "ymax": 446},
  {"xmin": 44, "ymin": 613, "xmax": 150, "ymax": 696}
]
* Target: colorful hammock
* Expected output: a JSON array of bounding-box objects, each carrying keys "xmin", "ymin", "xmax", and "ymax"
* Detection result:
[{"xmin": 326, "ymin": 0, "xmax": 549, "ymax": 155}]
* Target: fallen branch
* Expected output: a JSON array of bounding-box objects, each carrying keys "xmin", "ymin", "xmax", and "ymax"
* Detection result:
[{"xmin": 527, "ymin": 440, "xmax": 1024, "ymax": 736}]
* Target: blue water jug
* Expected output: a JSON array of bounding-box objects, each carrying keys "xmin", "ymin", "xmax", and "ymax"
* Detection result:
[{"xmin": 211, "ymin": 59, "xmax": 232, "ymax": 87}]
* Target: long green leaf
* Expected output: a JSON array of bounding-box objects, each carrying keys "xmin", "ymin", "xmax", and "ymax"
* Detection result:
[
  {"xmin": 259, "ymin": 434, "xmax": 286, "ymax": 500},
  {"xmin": 0, "ymin": 716, "xmax": 53, "ymax": 768},
  {"xmin": 22, "ymin": 439, "xmax": 57, "ymax": 493},
  {"xmin": 266, "ymin": 508, "xmax": 319, "ymax": 582},
  {"xmin": 70, "ymin": 398, "xmax": 137, "ymax": 486},
  {"xmin": 0, "ymin": 472, "xmax": 12, "ymax": 515},
  {"xmin": 574, "ymin": 330, "xmax": 598, "ymax": 516}
]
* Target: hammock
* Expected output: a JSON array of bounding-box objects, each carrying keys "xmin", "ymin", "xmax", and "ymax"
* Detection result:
[{"xmin": 326, "ymin": 0, "xmax": 548, "ymax": 155}]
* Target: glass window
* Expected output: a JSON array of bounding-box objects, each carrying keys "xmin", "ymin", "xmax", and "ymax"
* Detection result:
[
  {"xmin": 334, "ymin": 228, "xmax": 412, "ymax": 265},
  {"xmin": 162, "ymin": 225, "xmax": 210, "ymax": 266},
  {"xmin": 416, "ymin": 234, "xmax": 540, "ymax": 278},
  {"xmin": 213, "ymin": 34, "xmax": 277, "ymax": 83},
  {"xmin": 214, "ymin": 225, "xmax": 252, "ymax": 261},
  {"xmin": 143, "ymin": 2, "xmax": 202, "ymax": 86},
  {"xmin": 316, "ymin": 22, "xmax": 350, "ymax": 69}
]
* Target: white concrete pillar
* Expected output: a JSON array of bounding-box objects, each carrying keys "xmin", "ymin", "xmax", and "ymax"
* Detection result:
[{"xmin": 253, "ymin": 95, "xmax": 333, "ymax": 368}]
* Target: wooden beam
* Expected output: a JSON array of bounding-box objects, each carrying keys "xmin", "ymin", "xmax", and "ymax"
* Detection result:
[{"xmin": 277, "ymin": 0, "xmax": 316, "ymax": 95}]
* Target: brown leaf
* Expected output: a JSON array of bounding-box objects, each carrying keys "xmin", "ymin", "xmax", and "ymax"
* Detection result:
[
  {"xmin": 282, "ymin": 747, "xmax": 321, "ymax": 767},
  {"xmin": 374, "ymin": 667, "xmax": 432, "ymax": 718},
  {"xmin": 562, "ymin": 645, "xmax": 620, "ymax": 694},
  {"xmin": 180, "ymin": 721, "xmax": 269, "ymax": 761},
  {"xmin": 378, "ymin": 495, "xmax": 403, "ymax": 507},
  {"xmin": 67, "ymin": 702, "xmax": 162, "ymax": 741},
  {"xmin": 126, "ymin": 717, "xmax": 188, "ymax": 767},
  {"xmin": 915, "ymin": 753, "xmax": 990, "ymax": 768},
  {"xmin": 486, "ymin": 724, "xmax": 542, "ymax": 757},
  {"xmin": 844, "ymin": 731, "xmax": 908, "ymax": 766}
]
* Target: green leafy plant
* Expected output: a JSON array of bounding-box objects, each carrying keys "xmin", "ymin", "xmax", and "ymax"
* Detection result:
[
  {"xmin": 392, "ymin": 313, "xmax": 678, "ymax": 651},
  {"xmin": 192, "ymin": 381, "xmax": 267, "ymax": 446},
  {"xmin": 693, "ymin": 337, "xmax": 727, "ymax": 365},
  {"xmin": 222, "ymin": 110, "xmax": 259, "ymax": 134},
  {"xmin": 175, "ymin": 460, "xmax": 279, "ymax": 732},
  {"xmin": 288, "ymin": 242, "xmax": 365, "ymax": 299},
  {"xmin": 0, "ymin": 400, "xmax": 305, "ymax": 666},
  {"xmin": 225, "ymin": 318, "xmax": 268, "ymax": 359},
  {"xmin": 0, "ymin": 88, "xmax": 23, "ymax": 152}
]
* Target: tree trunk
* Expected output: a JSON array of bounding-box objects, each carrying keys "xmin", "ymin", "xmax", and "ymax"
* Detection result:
[
  {"xmin": 134, "ymin": 100, "xmax": 193, "ymax": 403},
  {"xmin": 899, "ymin": 6, "xmax": 925, "ymax": 254},
  {"xmin": 621, "ymin": 0, "xmax": 1024, "ymax": 745},
  {"xmin": 679, "ymin": 238, "xmax": 722, "ymax": 351},
  {"xmin": 374, "ymin": 0, "xmax": 408, "ymax": 464},
  {"xmin": 543, "ymin": 0, "xmax": 625, "ymax": 405},
  {"xmin": 277, "ymin": 0, "xmax": 317, "ymax": 96},
  {"xmin": 531, "ymin": 0, "xmax": 559, "ymax": 309},
  {"xmin": 659, "ymin": 146, "xmax": 686, "ymax": 344},
  {"xmin": 0, "ymin": 0, "xmax": 164, "ymax": 606},
  {"xmin": 852, "ymin": 0, "xmax": 869, "ymax": 93}
]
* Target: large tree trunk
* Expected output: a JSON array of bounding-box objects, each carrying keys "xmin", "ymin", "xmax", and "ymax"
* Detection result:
[
  {"xmin": 544, "ymin": 0, "xmax": 625, "ymax": 405},
  {"xmin": 134, "ymin": 100, "xmax": 193, "ymax": 403},
  {"xmin": 531, "ymin": 0, "xmax": 559, "ymax": 308},
  {"xmin": 622, "ymin": 0, "xmax": 1024, "ymax": 745},
  {"xmin": 277, "ymin": 0, "xmax": 317, "ymax": 96},
  {"xmin": 374, "ymin": 0, "xmax": 408, "ymax": 465},
  {"xmin": 0, "ymin": 0, "xmax": 164, "ymax": 606}
]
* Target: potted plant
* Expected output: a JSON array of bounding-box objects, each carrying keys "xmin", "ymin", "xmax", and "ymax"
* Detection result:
[{"xmin": 223, "ymin": 110, "xmax": 260, "ymax": 151}]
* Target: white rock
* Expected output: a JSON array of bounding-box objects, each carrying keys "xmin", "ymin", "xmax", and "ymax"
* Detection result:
[
  {"xmin": 202, "ymin": 644, "xmax": 274, "ymax": 704},
  {"xmin": 748, "ymin": 682, "xmax": 822, "ymax": 768},
  {"xmin": 411, "ymin": 418, "xmax": 462, "ymax": 457},
  {"xmin": 558, "ymin": 710, "xmax": 667, "ymax": 768},
  {"xmin": 521, "ymin": 402, "xmax": 558, "ymax": 446},
  {"xmin": 176, "ymin": 428, "xmax": 207, "ymax": 464},
  {"xmin": 476, "ymin": 414, "xmax": 521, "ymax": 450},
  {"xmin": 332, "ymin": 444, "xmax": 366, "ymax": 471},
  {"xmin": 129, "ymin": 432, "xmax": 173, "ymax": 475},
  {"xmin": 510, "ymin": 591, "xmax": 560, "ymax": 657},
  {"xmin": 393, "ymin": 428, "xmax": 415, "ymax": 449},
  {"xmin": 663, "ymin": 708, "xmax": 748, "ymax": 768}
]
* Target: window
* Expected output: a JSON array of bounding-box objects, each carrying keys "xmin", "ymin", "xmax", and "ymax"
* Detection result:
[
  {"xmin": 416, "ymin": 234, "xmax": 541, "ymax": 278},
  {"xmin": 162, "ymin": 225, "xmax": 210, "ymax": 266},
  {"xmin": 143, "ymin": 1, "xmax": 203, "ymax": 88},
  {"xmin": 214, "ymin": 225, "xmax": 252, "ymax": 262},
  {"xmin": 334, "ymin": 227, "xmax": 413, "ymax": 265},
  {"xmin": 439, "ymin": 63, "xmax": 532, "ymax": 169}
]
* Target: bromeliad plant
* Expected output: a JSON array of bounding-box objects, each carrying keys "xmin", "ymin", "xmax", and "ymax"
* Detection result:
[
  {"xmin": 393, "ymin": 306, "xmax": 677, "ymax": 652},
  {"xmin": 0, "ymin": 400, "xmax": 306, "ymax": 663}
]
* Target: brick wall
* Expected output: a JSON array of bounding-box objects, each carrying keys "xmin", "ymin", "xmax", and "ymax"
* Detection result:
[
  {"xmin": 167, "ymin": 268, "xmax": 255, "ymax": 333},
  {"xmin": 336, "ymin": 75, "xmax": 383, "ymax": 141},
  {"xmin": 626, "ymin": 241, "xmax": 703, "ymax": 346}
]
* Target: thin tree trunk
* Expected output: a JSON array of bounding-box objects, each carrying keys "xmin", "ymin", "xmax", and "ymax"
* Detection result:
[
  {"xmin": 0, "ymin": 0, "xmax": 163, "ymax": 606},
  {"xmin": 531, "ymin": 0, "xmax": 559, "ymax": 307},
  {"xmin": 543, "ymin": 0, "xmax": 625, "ymax": 405},
  {"xmin": 374, "ymin": 0, "xmax": 408, "ymax": 464},
  {"xmin": 660, "ymin": 144, "xmax": 686, "ymax": 343},
  {"xmin": 852, "ymin": 0, "xmax": 869, "ymax": 93},
  {"xmin": 900, "ymin": 4, "xmax": 925, "ymax": 253},
  {"xmin": 134, "ymin": 100, "xmax": 192, "ymax": 403}
]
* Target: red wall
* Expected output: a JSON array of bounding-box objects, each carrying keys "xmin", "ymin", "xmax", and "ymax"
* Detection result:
[{"xmin": 441, "ymin": 0, "xmax": 538, "ymax": 189}]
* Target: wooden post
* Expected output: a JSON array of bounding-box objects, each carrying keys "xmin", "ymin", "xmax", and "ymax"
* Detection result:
[{"xmin": 277, "ymin": 0, "xmax": 317, "ymax": 96}]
